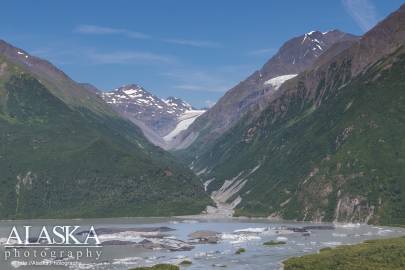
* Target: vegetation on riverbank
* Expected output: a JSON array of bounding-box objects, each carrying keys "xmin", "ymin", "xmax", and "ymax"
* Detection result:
[
  {"xmin": 284, "ymin": 236, "xmax": 405, "ymax": 270},
  {"xmin": 263, "ymin": 240, "xmax": 286, "ymax": 246},
  {"xmin": 235, "ymin": 247, "xmax": 246, "ymax": 254},
  {"xmin": 130, "ymin": 264, "xmax": 179, "ymax": 270},
  {"xmin": 179, "ymin": 260, "xmax": 192, "ymax": 266}
]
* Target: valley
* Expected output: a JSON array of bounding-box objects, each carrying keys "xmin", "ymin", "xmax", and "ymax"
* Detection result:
[
  {"xmin": 0, "ymin": 40, "xmax": 211, "ymax": 219},
  {"xmin": 1, "ymin": 2, "xmax": 405, "ymax": 269},
  {"xmin": 172, "ymin": 4, "xmax": 405, "ymax": 225}
]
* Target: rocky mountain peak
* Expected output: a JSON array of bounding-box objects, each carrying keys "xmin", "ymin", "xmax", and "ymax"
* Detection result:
[
  {"xmin": 260, "ymin": 29, "xmax": 359, "ymax": 80},
  {"xmin": 100, "ymin": 84, "xmax": 201, "ymax": 142},
  {"xmin": 102, "ymin": 84, "xmax": 162, "ymax": 107},
  {"xmin": 165, "ymin": 96, "xmax": 193, "ymax": 111},
  {"xmin": 169, "ymin": 29, "xmax": 359, "ymax": 150}
]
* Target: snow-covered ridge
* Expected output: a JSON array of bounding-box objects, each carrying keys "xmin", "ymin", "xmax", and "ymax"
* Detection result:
[
  {"xmin": 101, "ymin": 85, "xmax": 195, "ymax": 117},
  {"xmin": 264, "ymin": 74, "xmax": 297, "ymax": 90},
  {"xmin": 102, "ymin": 85, "xmax": 162, "ymax": 107},
  {"xmin": 301, "ymin": 30, "xmax": 327, "ymax": 56}
]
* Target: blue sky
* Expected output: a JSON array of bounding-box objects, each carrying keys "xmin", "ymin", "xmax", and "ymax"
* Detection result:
[{"xmin": 1, "ymin": 0, "xmax": 403, "ymax": 107}]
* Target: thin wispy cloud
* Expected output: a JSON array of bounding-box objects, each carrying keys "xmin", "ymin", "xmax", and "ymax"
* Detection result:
[
  {"xmin": 342, "ymin": 0, "xmax": 379, "ymax": 31},
  {"xmin": 248, "ymin": 48, "xmax": 276, "ymax": 56},
  {"xmin": 75, "ymin": 25, "xmax": 150, "ymax": 39},
  {"xmin": 175, "ymin": 84, "xmax": 229, "ymax": 92},
  {"xmin": 163, "ymin": 38, "xmax": 222, "ymax": 48},
  {"xmin": 215, "ymin": 64, "xmax": 256, "ymax": 73},
  {"xmin": 164, "ymin": 70, "xmax": 233, "ymax": 92},
  {"xmin": 30, "ymin": 44, "xmax": 175, "ymax": 66},
  {"xmin": 87, "ymin": 50, "xmax": 175, "ymax": 65},
  {"xmin": 29, "ymin": 44, "xmax": 89, "ymax": 65},
  {"xmin": 75, "ymin": 25, "xmax": 222, "ymax": 48},
  {"xmin": 175, "ymin": 84, "xmax": 228, "ymax": 92},
  {"xmin": 176, "ymin": 84, "xmax": 208, "ymax": 91},
  {"xmin": 204, "ymin": 100, "xmax": 216, "ymax": 108},
  {"xmin": 31, "ymin": 44, "xmax": 175, "ymax": 66}
]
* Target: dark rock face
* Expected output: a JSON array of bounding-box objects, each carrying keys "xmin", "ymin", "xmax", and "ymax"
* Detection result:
[
  {"xmin": 261, "ymin": 30, "xmax": 358, "ymax": 79},
  {"xmin": 101, "ymin": 85, "xmax": 192, "ymax": 137},
  {"xmin": 173, "ymin": 30, "xmax": 359, "ymax": 150},
  {"xmin": 274, "ymin": 4, "xmax": 405, "ymax": 112}
]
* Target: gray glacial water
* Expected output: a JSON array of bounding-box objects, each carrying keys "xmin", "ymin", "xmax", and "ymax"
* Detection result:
[{"xmin": 0, "ymin": 217, "xmax": 404, "ymax": 270}]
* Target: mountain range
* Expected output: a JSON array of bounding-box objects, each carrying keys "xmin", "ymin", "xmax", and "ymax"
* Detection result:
[
  {"xmin": 100, "ymin": 84, "xmax": 205, "ymax": 148},
  {"xmin": 1, "ymin": 4, "xmax": 405, "ymax": 225},
  {"xmin": 174, "ymin": 4, "xmax": 405, "ymax": 225},
  {"xmin": 170, "ymin": 29, "xmax": 359, "ymax": 150}
]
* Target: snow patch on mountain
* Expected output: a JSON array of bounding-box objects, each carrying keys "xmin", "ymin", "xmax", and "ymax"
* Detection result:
[
  {"xmin": 17, "ymin": 51, "xmax": 29, "ymax": 59},
  {"xmin": 163, "ymin": 110, "xmax": 205, "ymax": 142},
  {"xmin": 164, "ymin": 97, "xmax": 193, "ymax": 111},
  {"xmin": 264, "ymin": 74, "xmax": 297, "ymax": 90}
]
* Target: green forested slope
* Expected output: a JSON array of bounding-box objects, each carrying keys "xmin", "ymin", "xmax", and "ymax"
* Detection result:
[
  {"xmin": 188, "ymin": 49, "xmax": 405, "ymax": 224},
  {"xmin": 0, "ymin": 59, "xmax": 210, "ymax": 219}
]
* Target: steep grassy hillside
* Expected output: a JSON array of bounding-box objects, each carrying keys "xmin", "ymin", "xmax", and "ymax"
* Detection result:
[
  {"xmin": 0, "ymin": 57, "xmax": 210, "ymax": 219},
  {"xmin": 284, "ymin": 237, "xmax": 405, "ymax": 270},
  {"xmin": 178, "ymin": 5, "xmax": 405, "ymax": 224},
  {"xmin": 188, "ymin": 48, "xmax": 405, "ymax": 224}
]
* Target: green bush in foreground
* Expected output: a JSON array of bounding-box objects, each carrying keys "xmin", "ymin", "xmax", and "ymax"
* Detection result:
[
  {"xmin": 284, "ymin": 237, "xmax": 405, "ymax": 270},
  {"xmin": 179, "ymin": 260, "xmax": 192, "ymax": 265},
  {"xmin": 235, "ymin": 247, "xmax": 246, "ymax": 254},
  {"xmin": 130, "ymin": 264, "xmax": 179, "ymax": 270}
]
